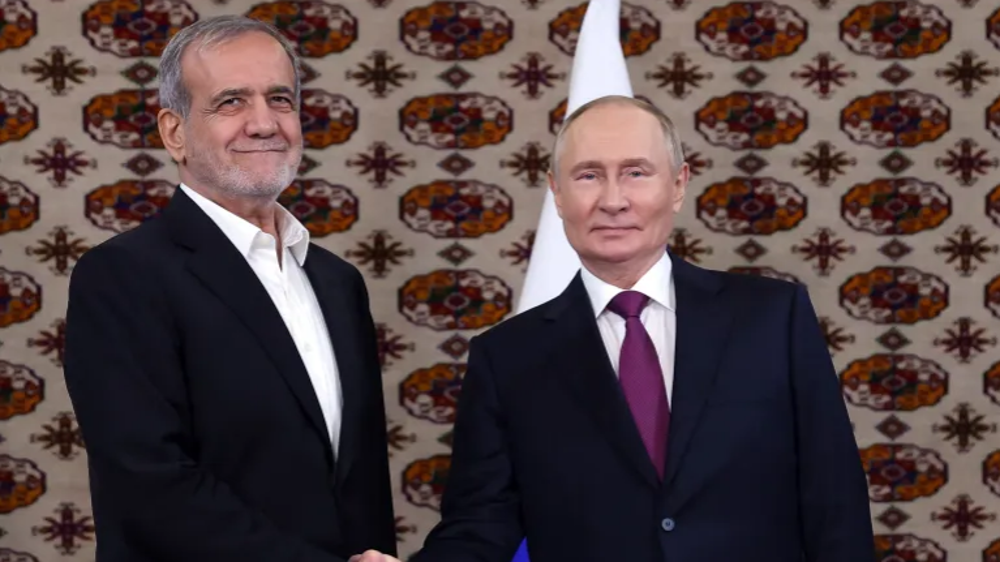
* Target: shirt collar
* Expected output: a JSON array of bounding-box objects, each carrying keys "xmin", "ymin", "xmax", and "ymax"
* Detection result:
[
  {"xmin": 579, "ymin": 250, "xmax": 675, "ymax": 317},
  {"xmin": 179, "ymin": 183, "xmax": 310, "ymax": 265}
]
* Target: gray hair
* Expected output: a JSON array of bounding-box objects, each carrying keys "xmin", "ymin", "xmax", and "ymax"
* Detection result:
[
  {"xmin": 551, "ymin": 95, "xmax": 685, "ymax": 175},
  {"xmin": 158, "ymin": 15, "xmax": 302, "ymax": 119}
]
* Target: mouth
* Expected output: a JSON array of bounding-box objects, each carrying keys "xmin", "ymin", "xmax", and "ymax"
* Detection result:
[
  {"xmin": 592, "ymin": 226, "xmax": 638, "ymax": 232},
  {"xmin": 232, "ymin": 148, "xmax": 288, "ymax": 153}
]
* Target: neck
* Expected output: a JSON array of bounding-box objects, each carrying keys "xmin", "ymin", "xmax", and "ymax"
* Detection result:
[
  {"xmin": 582, "ymin": 252, "xmax": 662, "ymax": 290},
  {"xmin": 182, "ymin": 181, "xmax": 280, "ymax": 237}
]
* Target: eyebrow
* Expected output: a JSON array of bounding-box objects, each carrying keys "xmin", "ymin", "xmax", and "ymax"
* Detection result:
[
  {"xmin": 568, "ymin": 159, "xmax": 604, "ymax": 176},
  {"xmin": 619, "ymin": 157, "xmax": 656, "ymax": 169},
  {"xmin": 209, "ymin": 85, "xmax": 295, "ymax": 106}
]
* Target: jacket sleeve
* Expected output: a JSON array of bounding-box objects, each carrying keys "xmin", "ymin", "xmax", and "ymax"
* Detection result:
[
  {"xmin": 64, "ymin": 244, "xmax": 344, "ymax": 562},
  {"xmin": 788, "ymin": 283, "xmax": 875, "ymax": 562},
  {"xmin": 410, "ymin": 334, "xmax": 524, "ymax": 562},
  {"xmin": 353, "ymin": 266, "xmax": 397, "ymax": 556}
]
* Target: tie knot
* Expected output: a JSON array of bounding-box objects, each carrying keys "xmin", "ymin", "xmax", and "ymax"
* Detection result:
[{"xmin": 607, "ymin": 290, "xmax": 649, "ymax": 319}]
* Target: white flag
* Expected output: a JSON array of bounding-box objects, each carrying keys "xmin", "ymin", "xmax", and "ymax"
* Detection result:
[{"xmin": 515, "ymin": 0, "xmax": 634, "ymax": 314}]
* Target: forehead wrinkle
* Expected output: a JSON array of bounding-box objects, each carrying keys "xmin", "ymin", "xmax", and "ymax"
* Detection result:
[{"xmin": 556, "ymin": 113, "xmax": 666, "ymax": 174}]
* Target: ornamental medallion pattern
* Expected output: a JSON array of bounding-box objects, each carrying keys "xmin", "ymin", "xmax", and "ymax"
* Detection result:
[{"xmin": 0, "ymin": 2, "xmax": 999, "ymax": 560}]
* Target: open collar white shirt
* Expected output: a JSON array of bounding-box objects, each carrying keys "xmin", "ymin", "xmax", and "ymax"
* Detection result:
[{"xmin": 179, "ymin": 183, "xmax": 343, "ymax": 453}]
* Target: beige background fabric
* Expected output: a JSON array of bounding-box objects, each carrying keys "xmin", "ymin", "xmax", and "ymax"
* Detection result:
[{"xmin": 2, "ymin": 0, "xmax": 1000, "ymax": 560}]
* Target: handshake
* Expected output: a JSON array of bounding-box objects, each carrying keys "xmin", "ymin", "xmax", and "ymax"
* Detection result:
[{"xmin": 349, "ymin": 550, "xmax": 401, "ymax": 562}]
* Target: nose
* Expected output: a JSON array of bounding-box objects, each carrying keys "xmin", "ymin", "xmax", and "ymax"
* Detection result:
[
  {"xmin": 244, "ymin": 98, "xmax": 278, "ymax": 138},
  {"xmin": 597, "ymin": 177, "xmax": 628, "ymax": 214}
]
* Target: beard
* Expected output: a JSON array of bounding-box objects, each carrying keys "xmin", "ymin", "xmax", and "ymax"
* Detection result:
[{"xmin": 184, "ymin": 135, "xmax": 301, "ymax": 200}]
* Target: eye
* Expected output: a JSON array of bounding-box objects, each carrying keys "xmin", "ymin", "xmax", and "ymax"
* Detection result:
[
  {"xmin": 578, "ymin": 172, "xmax": 598, "ymax": 181},
  {"xmin": 626, "ymin": 169, "xmax": 645, "ymax": 178},
  {"xmin": 219, "ymin": 98, "xmax": 240, "ymax": 107},
  {"xmin": 271, "ymin": 96, "xmax": 292, "ymax": 104}
]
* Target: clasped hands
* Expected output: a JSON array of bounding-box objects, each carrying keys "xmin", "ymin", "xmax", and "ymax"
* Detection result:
[{"xmin": 349, "ymin": 550, "xmax": 400, "ymax": 562}]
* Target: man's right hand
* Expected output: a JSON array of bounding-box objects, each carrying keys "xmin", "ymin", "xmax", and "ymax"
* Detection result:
[{"xmin": 349, "ymin": 550, "xmax": 400, "ymax": 562}]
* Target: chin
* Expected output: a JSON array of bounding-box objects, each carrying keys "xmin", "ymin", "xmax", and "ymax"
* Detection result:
[{"xmin": 588, "ymin": 242, "xmax": 644, "ymax": 264}]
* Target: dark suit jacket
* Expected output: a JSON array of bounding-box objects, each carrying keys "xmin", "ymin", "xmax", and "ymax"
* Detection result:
[
  {"xmin": 63, "ymin": 188, "xmax": 395, "ymax": 562},
  {"xmin": 412, "ymin": 254, "xmax": 873, "ymax": 562}
]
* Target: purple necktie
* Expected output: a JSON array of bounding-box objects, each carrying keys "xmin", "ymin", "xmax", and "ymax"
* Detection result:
[{"xmin": 608, "ymin": 291, "xmax": 670, "ymax": 480}]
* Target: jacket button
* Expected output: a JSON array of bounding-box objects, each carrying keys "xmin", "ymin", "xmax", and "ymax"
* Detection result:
[{"xmin": 661, "ymin": 517, "xmax": 675, "ymax": 532}]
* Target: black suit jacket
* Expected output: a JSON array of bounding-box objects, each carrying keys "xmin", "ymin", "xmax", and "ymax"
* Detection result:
[
  {"xmin": 64, "ymin": 188, "xmax": 395, "ymax": 562},
  {"xmin": 412, "ymin": 254, "xmax": 873, "ymax": 562}
]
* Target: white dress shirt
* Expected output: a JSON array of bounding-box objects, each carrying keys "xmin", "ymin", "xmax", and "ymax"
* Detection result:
[
  {"xmin": 180, "ymin": 183, "xmax": 343, "ymax": 453},
  {"xmin": 579, "ymin": 251, "xmax": 676, "ymax": 407}
]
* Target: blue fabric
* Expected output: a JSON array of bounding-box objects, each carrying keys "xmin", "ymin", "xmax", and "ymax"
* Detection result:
[{"xmin": 511, "ymin": 539, "xmax": 529, "ymax": 561}]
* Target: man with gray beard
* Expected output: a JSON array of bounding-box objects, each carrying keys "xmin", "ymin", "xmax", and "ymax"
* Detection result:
[{"xmin": 63, "ymin": 16, "xmax": 396, "ymax": 562}]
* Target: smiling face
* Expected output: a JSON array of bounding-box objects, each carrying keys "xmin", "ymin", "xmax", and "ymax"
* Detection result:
[
  {"xmin": 550, "ymin": 101, "xmax": 688, "ymax": 275},
  {"xmin": 158, "ymin": 30, "xmax": 302, "ymax": 200}
]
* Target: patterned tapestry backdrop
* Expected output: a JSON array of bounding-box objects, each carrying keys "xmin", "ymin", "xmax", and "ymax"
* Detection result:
[{"xmin": 3, "ymin": 0, "xmax": 1000, "ymax": 560}]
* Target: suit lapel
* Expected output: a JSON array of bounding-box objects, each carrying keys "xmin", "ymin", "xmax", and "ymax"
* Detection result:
[
  {"xmin": 545, "ymin": 275, "xmax": 660, "ymax": 489},
  {"xmin": 662, "ymin": 253, "xmax": 732, "ymax": 489},
  {"xmin": 302, "ymin": 255, "xmax": 365, "ymax": 486},
  {"xmin": 164, "ymin": 189, "xmax": 332, "ymax": 459}
]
